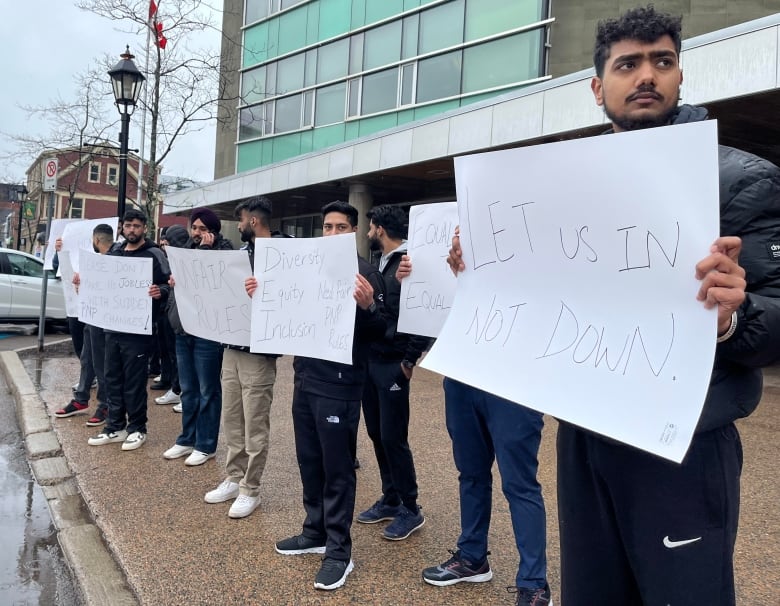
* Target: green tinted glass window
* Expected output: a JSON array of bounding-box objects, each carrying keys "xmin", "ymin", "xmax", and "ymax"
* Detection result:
[
  {"xmin": 401, "ymin": 15, "xmax": 419, "ymax": 59},
  {"xmin": 462, "ymin": 31, "xmax": 542, "ymax": 93},
  {"xmin": 241, "ymin": 66, "xmax": 267, "ymax": 105},
  {"xmin": 419, "ymin": 0, "xmax": 464, "ymax": 55},
  {"xmin": 361, "ymin": 67, "xmax": 398, "ymax": 114},
  {"xmin": 276, "ymin": 53, "xmax": 305, "ymax": 94},
  {"xmin": 245, "ymin": 0, "xmax": 269, "ymax": 25},
  {"xmin": 365, "ymin": 0, "xmax": 403, "ymax": 24},
  {"xmin": 364, "ymin": 20, "xmax": 402, "ymax": 71},
  {"xmin": 277, "ymin": 6, "xmax": 308, "ymax": 55},
  {"xmin": 319, "ymin": 0, "xmax": 352, "ymax": 39},
  {"xmin": 317, "ymin": 38, "xmax": 349, "ymax": 83},
  {"xmin": 465, "ymin": 0, "xmax": 544, "ymax": 40},
  {"xmin": 416, "ymin": 50, "xmax": 462, "ymax": 103},
  {"xmin": 239, "ymin": 105, "xmax": 265, "ymax": 140},
  {"xmin": 274, "ymin": 94, "xmax": 303, "ymax": 133},
  {"xmin": 315, "ymin": 82, "xmax": 347, "ymax": 126}
]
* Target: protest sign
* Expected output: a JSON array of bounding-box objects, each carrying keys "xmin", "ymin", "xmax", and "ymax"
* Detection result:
[
  {"xmin": 398, "ymin": 202, "xmax": 457, "ymax": 337},
  {"xmin": 422, "ymin": 121, "xmax": 720, "ymax": 462},
  {"xmin": 78, "ymin": 250, "xmax": 153, "ymax": 334},
  {"xmin": 165, "ymin": 247, "xmax": 252, "ymax": 346},
  {"xmin": 43, "ymin": 219, "xmax": 79, "ymax": 270},
  {"xmin": 61, "ymin": 218, "xmax": 118, "ymax": 271},
  {"xmin": 250, "ymin": 233, "xmax": 357, "ymax": 364},
  {"xmin": 56, "ymin": 250, "xmax": 79, "ymax": 318}
]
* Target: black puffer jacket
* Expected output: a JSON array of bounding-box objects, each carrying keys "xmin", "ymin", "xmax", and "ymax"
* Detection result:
[
  {"xmin": 670, "ymin": 105, "xmax": 780, "ymax": 431},
  {"xmin": 293, "ymin": 256, "xmax": 387, "ymax": 400}
]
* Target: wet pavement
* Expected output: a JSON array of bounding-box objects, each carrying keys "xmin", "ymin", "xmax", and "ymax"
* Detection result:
[
  {"xmin": 3, "ymin": 345, "xmax": 779, "ymax": 605},
  {"xmin": 0, "ymin": 370, "xmax": 81, "ymax": 606}
]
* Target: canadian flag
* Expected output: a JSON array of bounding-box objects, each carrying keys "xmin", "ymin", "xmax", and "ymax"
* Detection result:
[{"xmin": 149, "ymin": 1, "xmax": 167, "ymax": 49}]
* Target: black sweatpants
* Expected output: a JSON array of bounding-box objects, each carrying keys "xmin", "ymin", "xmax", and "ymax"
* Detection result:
[
  {"xmin": 293, "ymin": 387, "xmax": 360, "ymax": 562},
  {"xmin": 557, "ymin": 421, "xmax": 742, "ymax": 606},
  {"xmin": 361, "ymin": 359, "xmax": 418, "ymax": 510},
  {"xmin": 104, "ymin": 332, "xmax": 151, "ymax": 435}
]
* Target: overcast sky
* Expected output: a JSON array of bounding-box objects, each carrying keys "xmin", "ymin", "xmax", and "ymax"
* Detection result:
[{"xmin": 0, "ymin": 0, "xmax": 223, "ymax": 186}]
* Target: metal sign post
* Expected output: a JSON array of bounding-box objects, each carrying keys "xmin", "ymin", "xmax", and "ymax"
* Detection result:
[{"xmin": 38, "ymin": 160, "xmax": 58, "ymax": 351}]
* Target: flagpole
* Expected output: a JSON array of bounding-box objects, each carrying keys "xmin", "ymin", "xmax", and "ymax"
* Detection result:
[{"xmin": 136, "ymin": 4, "xmax": 154, "ymax": 216}]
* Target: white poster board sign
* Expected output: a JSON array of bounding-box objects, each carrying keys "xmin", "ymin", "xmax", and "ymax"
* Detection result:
[
  {"xmin": 78, "ymin": 250, "xmax": 153, "ymax": 334},
  {"xmin": 398, "ymin": 202, "xmax": 458, "ymax": 337},
  {"xmin": 165, "ymin": 247, "xmax": 253, "ymax": 346},
  {"xmin": 43, "ymin": 219, "xmax": 79, "ymax": 270},
  {"xmin": 61, "ymin": 218, "xmax": 118, "ymax": 271},
  {"xmin": 422, "ymin": 121, "xmax": 720, "ymax": 462},
  {"xmin": 57, "ymin": 250, "xmax": 80, "ymax": 318},
  {"xmin": 250, "ymin": 233, "xmax": 358, "ymax": 364}
]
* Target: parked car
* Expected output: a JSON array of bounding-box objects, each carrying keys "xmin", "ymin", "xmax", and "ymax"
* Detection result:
[{"xmin": 0, "ymin": 248, "xmax": 67, "ymax": 322}]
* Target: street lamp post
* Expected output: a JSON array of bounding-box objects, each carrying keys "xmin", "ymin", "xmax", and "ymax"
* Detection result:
[
  {"xmin": 108, "ymin": 47, "xmax": 145, "ymax": 222},
  {"xmin": 14, "ymin": 184, "xmax": 28, "ymax": 251}
]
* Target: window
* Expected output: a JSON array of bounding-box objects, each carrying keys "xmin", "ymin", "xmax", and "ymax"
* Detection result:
[
  {"xmin": 401, "ymin": 15, "xmax": 419, "ymax": 60},
  {"xmin": 276, "ymin": 53, "xmax": 305, "ymax": 94},
  {"xmin": 7, "ymin": 253, "xmax": 44, "ymax": 278},
  {"xmin": 69, "ymin": 198, "xmax": 83, "ymax": 219},
  {"xmin": 465, "ymin": 0, "xmax": 545, "ymax": 41},
  {"xmin": 107, "ymin": 166, "xmax": 118, "ymax": 185},
  {"xmin": 400, "ymin": 63, "xmax": 415, "ymax": 105},
  {"xmin": 463, "ymin": 31, "xmax": 542, "ymax": 93},
  {"xmin": 363, "ymin": 20, "xmax": 402, "ymax": 71},
  {"xmin": 274, "ymin": 94, "xmax": 303, "ymax": 133},
  {"xmin": 416, "ymin": 50, "xmax": 462, "ymax": 103},
  {"xmin": 419, "ymin": 0, "xmax": 464, "ymax": 55},
  {"xmin": 315, "ymin": 82, "xmax": 346, "ymax": 126},
  {"xmin": 241, "ymin": 65, "xmax": 267, "ymax": 105},
  {"xmin": 245, "ymin": 0, "xmax": 270, "ymax": 24},
  {"xmin": 349, "ymin": 34, "xmax": 364, "ymax": 75},
  {"xmin": 361, "ymin": 68, "xmax": 398, "ymax": 115},
  {"xmin": 88, "ymin": 163, "xmax": 100, "ymax": 183},
  {"xmin": 317, "ymin": 39, "xmax": 349, "ymax": 84}
]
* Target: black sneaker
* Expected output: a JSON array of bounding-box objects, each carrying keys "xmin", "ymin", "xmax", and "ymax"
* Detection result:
[
  {"xmin": 382, "ymin": 505, "xmax": 424, "ymax": 540},
  {"xmin": 357, "ymin": 499, "xmax": 403, "ymax": 524},
  {"xmin": 54, "ymin": 400, "xmax": 89, "ymax": 418},
  {"xmin": 422, "ymin": 550, "xmax": 493, "ymax": 586},
  {"xmin": 274, "ymin": 534, "xmax": 326, "ymax": 555},
  {"xmin": 314, "ymin": 557, "xmax": 354, "ymax": 590},
  {"xmin": 509, "ymin": 583, "xmax": 552, "ymax": 606},
  {"xmin": 85, "ymin": 406, "xmax": 108, "ymax": 427}
]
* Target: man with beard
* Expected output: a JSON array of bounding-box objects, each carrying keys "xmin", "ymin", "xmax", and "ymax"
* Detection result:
[
  {"xmin": 162, "ymin": 208, "xmax": 233, "ymax": 467},
  {"xmin": 357, "ymin": 204, "xmax": 431, "ymax": 540},
  {"xmin": 203, "ymin": 196, "xmax": 282, "ymax": 518},
  {"xmin": 88, "ymin": 209, "xmax": 171, "ymax": 451},
  {"xmin": 447, "ymin": 6, "xmax": 780, "ymax": 605}
]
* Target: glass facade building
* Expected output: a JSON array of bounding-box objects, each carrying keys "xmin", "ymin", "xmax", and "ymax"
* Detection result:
[{"xmin": 236, "ymin": 0, "xmax": 551, "ymax": 173}]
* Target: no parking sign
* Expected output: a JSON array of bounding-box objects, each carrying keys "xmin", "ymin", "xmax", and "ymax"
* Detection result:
[{"xmin": 42, "ymin": 159, "xmax": 58, "ymax": 192}]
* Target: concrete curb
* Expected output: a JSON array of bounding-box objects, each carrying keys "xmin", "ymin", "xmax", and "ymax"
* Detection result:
[{"xmin": 0, "ymin": 350, "xmax": 139, "ymax": 606}]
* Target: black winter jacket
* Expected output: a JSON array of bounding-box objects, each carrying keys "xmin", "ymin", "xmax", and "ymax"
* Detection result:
[
  {"xmin": 371, "ymin": 245, "xmax": 433, "ymax": 364},
  {"xmin": 670, "ymin": 105, "xmax": 780, "ymax": 431},
  {"xmin": 293, "ymin": 256, "xmax": 387, "ymax": 400},
  {"xmin": 106, "ymin": 237, "xmax": 171, "ymax": 333}
]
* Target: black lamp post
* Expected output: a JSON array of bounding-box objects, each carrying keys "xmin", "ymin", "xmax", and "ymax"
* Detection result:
[
  {"xmin": 14, "ymin": 184, "xmax": 28, "ymax": 251},
  {"xmin": 108, "ymin": 46, "xmax": 145, "ymax": 222}
]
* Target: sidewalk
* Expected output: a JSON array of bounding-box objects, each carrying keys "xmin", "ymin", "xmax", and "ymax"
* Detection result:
[{"xmin": 3, "ymin": 347, "xmax": 778, "ymax": 605}]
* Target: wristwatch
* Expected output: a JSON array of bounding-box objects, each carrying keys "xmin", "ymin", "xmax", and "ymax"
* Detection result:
[{"xmin": 367, "ymin": 302, "xmax": 377, "ymax": 313}]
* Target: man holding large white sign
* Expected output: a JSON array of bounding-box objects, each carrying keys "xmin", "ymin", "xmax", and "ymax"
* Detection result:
[
  {"xmin": 439, "ymin": 7, "xmax": 780, "ymax": 605},
  {"xmin": 248, "ymin": 201, "xmax": 385, "ymax": 591},
  {"xmin": 87, "ymin": 209, "xmax": 170, "ymax": 453}
]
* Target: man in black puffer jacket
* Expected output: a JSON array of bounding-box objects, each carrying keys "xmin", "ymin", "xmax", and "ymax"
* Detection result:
[{"xmin": 554, "ymin": 7, "xmax": 780, "ymax": 606}]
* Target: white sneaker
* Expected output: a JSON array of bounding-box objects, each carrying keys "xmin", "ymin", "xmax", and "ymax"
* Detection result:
[
  {"xmin": 185, "ymin": 450, "xmax": 215, "ymax": 466},
  {"xmin": 204, "ymin": 479, "xmax": 240, "ymax": 504},
  {"xmin": 163, "ymin": 444, "xmax": 193, "ymax": 459},
  {"xmin": 229, "ymin": 494, "xmax": 260, "ymax": 519},
  {"xmin": 121, "ymin": 431, "xmax": 147, "ymax": 451},
  {"xmin": 153, "ymin": 375, "xmax": 162, "ymax": 383},
  {"xmin": 172, "ymin": 403, "xmax": 182, "ymax": 413},
  {"xmin": 155, "ymin": 389, "xmax": 181, "ymax": 405},
  {"xmin": 88, "ymin": 430, "xmax": 128, "ymax": 446}
]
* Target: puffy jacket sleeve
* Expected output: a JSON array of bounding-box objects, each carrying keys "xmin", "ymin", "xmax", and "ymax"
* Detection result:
[{"xmin": 717, "ymin": 147, "xmax": 780, "ymax": 367}]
